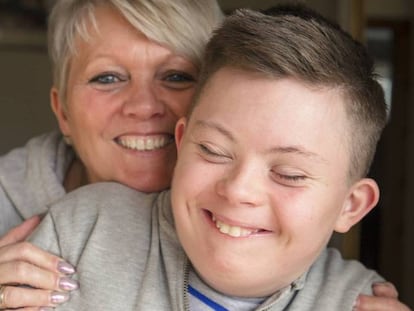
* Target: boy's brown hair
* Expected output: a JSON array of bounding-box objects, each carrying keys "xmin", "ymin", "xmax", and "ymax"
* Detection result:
[{"xmin": 192, "ymin": 5, "xmax": 387, "ymax": 180}]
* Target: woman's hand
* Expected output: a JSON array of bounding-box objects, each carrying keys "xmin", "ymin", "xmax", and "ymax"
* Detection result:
[
  {"xmin": 0, "ymin": 216, "xmax": 78, "ymax": 310},
  {"xmin": 355, "ymin": 282, "xmax": 412, "ymax": 311}
]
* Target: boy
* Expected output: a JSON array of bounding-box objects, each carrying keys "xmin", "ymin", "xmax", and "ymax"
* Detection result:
[{"xmin": 28, "ymin": 6, "xmax": 389, "ymax": 310}]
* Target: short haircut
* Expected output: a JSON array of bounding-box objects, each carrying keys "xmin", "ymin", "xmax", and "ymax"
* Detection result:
[
  {"xmin": 48, "ymin": 0, "xmax": 224, "ymax": 105},
  {"xmin": 192, "ymin": 5, "xmax": 387, "ymax": 180}
]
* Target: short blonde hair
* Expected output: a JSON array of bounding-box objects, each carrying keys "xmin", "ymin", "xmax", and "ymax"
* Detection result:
[{"xmin": 48, "ymin": 0, "xmax": 223, "ymax": 104}]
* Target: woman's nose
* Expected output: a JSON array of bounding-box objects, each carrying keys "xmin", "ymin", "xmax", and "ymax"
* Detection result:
[{"xmin": 121, "ymin": 79, "xmax": 166, "ymax": 119}]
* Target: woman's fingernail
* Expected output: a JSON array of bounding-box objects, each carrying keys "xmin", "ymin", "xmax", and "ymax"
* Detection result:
[
  {"xmin": 58, "ymin": 261, "xmax": 75, "ymax": 274},
  {"xmin": 50, "ymin": 291, "xmax": 70, "ymax": 304},
  {"xmin": 59, "ymin": 277, "xmax": 79, "ymax": 291}
]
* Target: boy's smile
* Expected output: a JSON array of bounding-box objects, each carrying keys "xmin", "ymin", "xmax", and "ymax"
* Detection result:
[
  {"xmin": 208, "ymin": 210, "xmax": 272, "ymax": 238},
  {"xmin": 212, "ymin": 213, "xmax": 268, "ymax": 237},
  {"xmin": 171, "ymin": 67, "xmax": 377, "ymax": 298}
]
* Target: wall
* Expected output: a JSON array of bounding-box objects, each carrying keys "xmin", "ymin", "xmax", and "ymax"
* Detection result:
[
  {"xmin": 401, "ymin": 0, "xmax": 414, "ymax": 306},
  {"xmin": 0, "ymin": 31, "xmax": 55, "ymax": 154},
  {"xmin": 219, "ymin": 0, "xmax": 337, "ymax": 20},
  {"xmin": 366, "ymin": 0, "xmax": 409, "ymax": 19},
  {"xmin": 366, "ymin": 0, "xmax": 413, "ymax": 306}
]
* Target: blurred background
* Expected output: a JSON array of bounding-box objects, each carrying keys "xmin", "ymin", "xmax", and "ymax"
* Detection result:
[{"xmin": 0, "ymin": 0, "xmax": 413, "ymax": 307}]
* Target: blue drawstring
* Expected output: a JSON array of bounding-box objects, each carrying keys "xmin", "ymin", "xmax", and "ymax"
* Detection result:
[{"xmin": 188, "ymin": 285, "xmax": 229, "ymax": 311}]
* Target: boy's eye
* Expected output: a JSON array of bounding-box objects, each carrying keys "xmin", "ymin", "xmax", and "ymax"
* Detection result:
[
  {"xmin": 198, "ymin": 143, "xmax": 231, "ymax": 163},
  {"xmin": 271, "ymin": 170, "xmax": 307, "ymax": 187},
  {"xmin": 199, "ymin": 144, "xmax": 218, "ymax": 156}
]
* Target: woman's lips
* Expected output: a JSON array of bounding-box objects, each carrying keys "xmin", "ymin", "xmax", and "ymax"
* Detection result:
[{"xmin": 116, "ymin": 134, "xmax": 174, "ymax": 151}]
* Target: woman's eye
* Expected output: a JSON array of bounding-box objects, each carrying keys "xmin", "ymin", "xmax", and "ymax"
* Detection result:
[
  {"xmin": 89, "ymin": 73, "xmax": 126, "ymax": 85},
  {"xmin": 166, "ymin": 72, "xmax": 195, "ymax": 82},
  {"xmin": 163, "ymin": 72, "xmax": 196, "ymax": 89}
]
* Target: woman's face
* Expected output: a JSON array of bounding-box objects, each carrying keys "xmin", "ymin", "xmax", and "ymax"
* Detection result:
[{"xmin": 51, "ymin": 6, "xmax": 198, "ymax": 192}]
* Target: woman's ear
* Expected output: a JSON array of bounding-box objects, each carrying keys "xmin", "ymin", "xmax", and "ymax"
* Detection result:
[
  {"xmin": 50, "ymin": 87, "xmax": 71, "ymax": 136},
  {"xmin": 334, "ymin": 178, "xmax": 380, "ymax": 233},
  {"xmin": 175, "ymin": 117, "xmax": 188, "ymax": 151}
]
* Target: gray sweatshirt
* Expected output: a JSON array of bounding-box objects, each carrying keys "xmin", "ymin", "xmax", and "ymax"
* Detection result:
[
  {"xmin": 29, "ymin": 182, "xmax": 384, "ymax": 311},
  {"xmin": 0, "ymin": 131, "xmax": 73, "ymax": 236}
]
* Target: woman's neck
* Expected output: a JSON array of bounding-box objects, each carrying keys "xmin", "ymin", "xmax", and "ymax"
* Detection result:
[{"xmin": 63, "ymin": 158, "xmax": 89, "ymax": 192}]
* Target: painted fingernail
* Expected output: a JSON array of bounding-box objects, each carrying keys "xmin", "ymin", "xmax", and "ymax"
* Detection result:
[
  {"xmin": 58, "ymin": 261, "xmax": 75, "ymax": 274},
  {"xmin": 59, "ymin": 277, "xmax": 79, "ymax": 291},
  {"xmin": 50, "ymin": 291, "xmax": 70, "ymax": 304}
]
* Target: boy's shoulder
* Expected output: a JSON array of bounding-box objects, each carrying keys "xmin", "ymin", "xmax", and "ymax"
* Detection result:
[
  {"xmin": 38, "ymin": 182, "xmax": 171, "ymax": 263},
  {"xmin": 315, "ymin": 248, "xmax": 383, "ymax": 287},
  {"xmin": 45, "ymin": 182, "xmax": 167, "ymax": 245},
  {"xmin": 49, "ymin": 182, "xmax": 159, "ymax": 220},
  {"xmin": 289, "ymin": 248, "xmax": 384, "ymax": 309}
]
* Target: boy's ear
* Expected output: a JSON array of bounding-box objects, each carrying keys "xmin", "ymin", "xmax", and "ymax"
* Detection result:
[
  {"xmin": 50, "ymin": 87, "xmax": 71, "ymax": 136},
  {"xmin": 334, "ymin": 178, "xmax": 380, "ymax": 233},
  {"xmin": 175, "ymin": 117, "xmax": 188, "ymax": 151}
]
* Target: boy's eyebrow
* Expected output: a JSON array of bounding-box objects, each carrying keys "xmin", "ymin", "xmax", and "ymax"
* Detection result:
[
  {"xmin": 268, "ymin": 146, "xmax": 327, "ymax": 163},
  {"xmin": 194, "ymin": 120, "xmax": 236, "ymax": 142}
]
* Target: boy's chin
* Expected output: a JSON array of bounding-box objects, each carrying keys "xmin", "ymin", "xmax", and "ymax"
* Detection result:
[{"xmin": 191, "ymin": 256, "xmax": 296, "ymax": 298}]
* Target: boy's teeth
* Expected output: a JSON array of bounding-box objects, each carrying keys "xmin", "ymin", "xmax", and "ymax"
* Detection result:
[{"xmin": 214, "ymin": 219, "xmax": 257, "ymax": 237}]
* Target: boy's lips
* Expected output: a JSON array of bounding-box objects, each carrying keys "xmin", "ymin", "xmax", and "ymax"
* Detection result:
[
  {"xmin": 209, "ymin": 212, "xmax": 271, "ymax": 238},
  {"xmin": 115, "ymin": 134, "xmax": 174, "ymax": 151}
]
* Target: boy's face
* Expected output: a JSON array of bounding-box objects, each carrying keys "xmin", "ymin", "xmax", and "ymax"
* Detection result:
[{"xmin": 171, "ymin": 67, "xmax": 378, "ymax": 297}]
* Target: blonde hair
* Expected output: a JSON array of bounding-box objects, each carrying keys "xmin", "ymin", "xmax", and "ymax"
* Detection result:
[{"xmin": 48, "ymin": 0, "xmax": 223, "ymax": 104}]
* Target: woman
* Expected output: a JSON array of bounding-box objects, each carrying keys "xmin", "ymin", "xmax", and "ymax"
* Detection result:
[
  {"xmin": 0, "ymin": 0, "xmax": 223, "ymax": 308},
  {"xmin": 0, "ymin": 0, "xmax": 406, "ymax": 310}
]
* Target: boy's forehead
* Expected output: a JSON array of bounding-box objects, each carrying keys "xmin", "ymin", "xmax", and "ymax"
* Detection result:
[
  {"xmin": 195, "ymin": 67, "xmax": 348, "ymax": 112},
  {"xmin": 193, "ymin": 67, "xmax": 350, "ymax": 136}
]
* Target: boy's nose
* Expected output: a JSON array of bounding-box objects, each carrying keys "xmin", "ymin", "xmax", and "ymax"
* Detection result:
[{"xmin": 215, "ymin": 164, "xmax": 265, "ymax": 207}]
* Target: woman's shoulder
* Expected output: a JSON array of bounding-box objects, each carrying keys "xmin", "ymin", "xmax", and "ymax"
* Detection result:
[
  {"xmin": 0, "ymin": 131, "xmax": 69, "ymax": 220},
  {"xmin": 293, "ymin": 248, "xmax": 384, "ymax": 308}
]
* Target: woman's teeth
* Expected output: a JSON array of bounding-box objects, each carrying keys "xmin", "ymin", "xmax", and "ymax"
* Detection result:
[{"xmin": 117, "ymin": 136, "xmax": 172, "ymax": 151}]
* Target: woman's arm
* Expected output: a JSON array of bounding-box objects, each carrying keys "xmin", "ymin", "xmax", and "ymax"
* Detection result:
[
  {"xmin": 355, "ymin": 283, "xmax": 412, "ymax": 311},
  {"xmin": 0, "ymin": 216, "xmax": 77, "ymax": 309}
]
